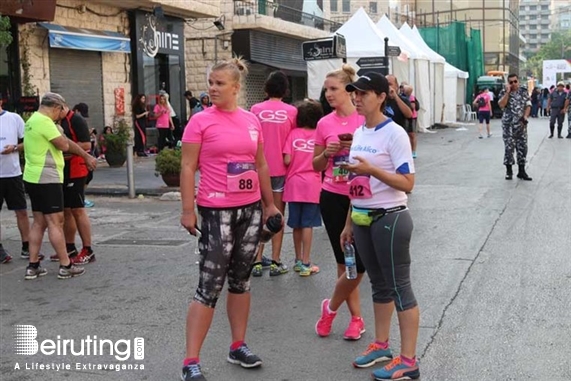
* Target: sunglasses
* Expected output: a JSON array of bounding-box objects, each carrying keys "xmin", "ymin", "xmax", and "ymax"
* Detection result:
[{"xmin": 509, "ymin": 80, "xmax": 518, "ymax": 84}]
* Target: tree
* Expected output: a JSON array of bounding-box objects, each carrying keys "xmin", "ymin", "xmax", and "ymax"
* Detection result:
[
  {"xmin": 0, "ymin": 15, "xmax": 13, "ymax": 48},
  {"xmin": 524, "ymin": 30, "xmax": 571, "ymax": 81}
]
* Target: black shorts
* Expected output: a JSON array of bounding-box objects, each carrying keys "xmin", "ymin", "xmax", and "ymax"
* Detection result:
[
  {"xmin": 85, "ymin": 170, "xmax": 94, "ymax": 185},
  {"xmin": 63, "ymin": 177, "xmax": 87, "ymax": 209},
  {"xmin": 24, "ymin": 182, "xmax": 64, "ymax": 214},
  {"xmin": 478, "ymin": 111, "xmax": 491, "ymax": 124},
  {"xmin": 0, "ymin": 175, "xmax": 27, "ymax": 210},
  {"xmin": 319, "ymin": 189, "xmax": 366, "ymax": 274}
]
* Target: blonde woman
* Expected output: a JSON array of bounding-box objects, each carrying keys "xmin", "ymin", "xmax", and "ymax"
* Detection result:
[{"xmin": 179, "ymin": 58, "xmax": 281, "ymax": 381}]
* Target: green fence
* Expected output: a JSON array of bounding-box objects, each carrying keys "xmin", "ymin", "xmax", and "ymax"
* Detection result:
[{"xmin": 419, "ymin": 22, "xmax": 484, "ymax": 103}]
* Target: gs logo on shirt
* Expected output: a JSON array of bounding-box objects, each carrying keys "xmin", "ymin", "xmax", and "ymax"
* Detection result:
[
  {"xmin": 258, "ymin": 110, "xmax": 289, "ymax": 123},
  {"xmin": 292, "ymin": 138, "xmax": 315, "ymax": 153}
]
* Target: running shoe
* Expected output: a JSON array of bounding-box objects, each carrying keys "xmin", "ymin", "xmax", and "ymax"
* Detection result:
[
  {"xmin": 299, "ymin": 263, "xmax": 319, "ymax": 277},
  {"xmin": 269, "ymin": 261, "xmax": 288, "ymax": 276},
  {"xmin": 181, "ymin": 362, "xmax": 206, "ymax": 380},
  {"xmin": 24, "ymin": 265, "xmax": 47, "ymax": 280},
  {"xmin": 315, "ymin": 299, "xmax": 336, "ymax": 337},
  {"xmin": 84, "ymin": 199, "xmax": 95, "ymax": 208},
  {"xmin": 343, "ymin": 316, "xmax": 365, "ymax": 340},
  {"xmin": 58, "ymin": 264, "xmax": 85, "ymax": 279},
  {"xmin": 50, "ymin": 248, "xmax": 78, "ymax": 262},
  {"xmin": 71, "ymin": 248, "xmax": 95, "ymax": 265},
  {"xmin": 227, "ymin": 343, "xmax": 262, "ymax": 368},
  {"xmin": 261, "ymin": 255, "xmax": 272, "ymax": 268},
  {"xmin": 371, "ymin": 356, "xmax": 420, "ymax": 380},
  {"xmin": 0, "ymin": 245, "xmax": 12, "ymax": 264},
  {"xmin": 353, "ymin": 342, "xmax": 393, "ymax": 368},
  {"xmin": 20, "ymin": 249, "xmax": 45, "ymax": 261},
  {"xmin": 251, "ymin": 263, "xmax": 263, "ymax": 277},
  {"xmin": 293, "ymin": 260, "xmax": 303, "ymax": 272}
]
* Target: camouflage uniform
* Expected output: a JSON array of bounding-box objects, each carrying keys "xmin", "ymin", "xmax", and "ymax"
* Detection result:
[
  {"xmin": 567, "ymin": 91, "xmax": 571, "ymax": 137},
  {"xmin": 498, "ymin": 87, "xmax": 531, "ymax": 166}
]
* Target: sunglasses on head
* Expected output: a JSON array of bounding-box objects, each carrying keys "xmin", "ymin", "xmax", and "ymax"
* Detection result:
[{"xmin": 509, "ymin": 80, "xmax": 518, "ymax": 84}]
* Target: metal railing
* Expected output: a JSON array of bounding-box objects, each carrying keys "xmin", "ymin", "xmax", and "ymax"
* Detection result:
[{"xmin": 234, "ymin": 1, "xmax": 342, "ymax": 33}]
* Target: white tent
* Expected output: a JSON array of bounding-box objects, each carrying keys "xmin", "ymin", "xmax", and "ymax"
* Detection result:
[
  {"xmin": 399, "ymin": 22, "xmax": 445, "ymax": 126},
  {"xmin": 307, "ymin": 8, "xmax": 388, "ymax": 100},
  {"xmin": 377, "ymin": 16, "xmax": 431, "ymax": 131},
  {"xmin": 408, "ymin": 24, "xmax": 468, "ymax": 122}
]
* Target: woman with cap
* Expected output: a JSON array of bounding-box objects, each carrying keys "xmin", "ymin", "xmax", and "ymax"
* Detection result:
[{"xmin": 340, "ymin": 72, "xmax": 420, "ymax": 380}]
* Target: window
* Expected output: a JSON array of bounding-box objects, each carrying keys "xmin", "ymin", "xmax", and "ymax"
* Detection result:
[
  {"xmin": 541, "ymin": 5, "xmax": 548, "ymax": 10},
  {"xmin": 530, "ymin": 25, "xmax": 537, "ymax": 30},
  {"xmin": 530, "ymin": 5, "xmax": 536, "ymax": 10},
  {"xmin": 529, "ymin": 15, "xmax": 536, "ymax": 20},
  {"xmin": 342, "ymin": 0, "xmax": 350, "ymax": 13},
  {"xmin": 369, "ymin": 2, "xmax": 378, "ymax": 14},
  {"xmin": 330, "ymin": 0, "xmax": 338, "ymax": 12},
  {"xmin": 529, "ymin": 43, "xmax": 537, "ymax": 49},
  {"xmin": 529, "ymin": 34, "xmax": 537, "ymax": 39}
]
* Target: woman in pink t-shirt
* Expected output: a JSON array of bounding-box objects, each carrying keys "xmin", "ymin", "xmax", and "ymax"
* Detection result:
[
  {"xmin": 313, "ymin": 64, "xmax": 367, "ymax": 341},
  {"xmin": 152, "ymin": 94, "xmax": 174, "ymax": 151},
  {"xmin": 250, "ymin": 71, "xmax": 297, "ymax": 277},
  {"xmin": 179, "ymin": 58, "xmax": 281, "ymax": 380},
  {"xmin": 472, "ymin": 88, "xmax": 492, "ymax": 138},
  {"xmin": 283, "ymin": 100, "xmax": 323, "ymax": 277}
]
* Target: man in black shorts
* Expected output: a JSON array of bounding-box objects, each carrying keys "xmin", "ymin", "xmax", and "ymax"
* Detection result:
[
  {"xmin": 384, "ymin": 75, "xmax": 413, "ymax": 130},
  {"xmin": 22, "ymin": 92, "xmax": 97, "ymax": 280},
  {"xmin": 53, "ymin": 104, "xmax": 95, "ymax": 265},
  {"xmin": 0, "ymin": 97, "xmax": 42, "ymax": 263}
]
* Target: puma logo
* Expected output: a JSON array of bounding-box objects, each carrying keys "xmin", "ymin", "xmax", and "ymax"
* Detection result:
[{"xmin": 384, "ymin": 225, "xmax": 392, "ymax": 231}]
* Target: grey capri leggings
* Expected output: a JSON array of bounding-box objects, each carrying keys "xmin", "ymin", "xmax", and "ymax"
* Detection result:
[
  {"xmin": 352, "ymin": 209, "xmax": 417, "ymax": 312},
  {"xmin": 194, "ymin": 201, "xmax": 263, "ymax": 308}
]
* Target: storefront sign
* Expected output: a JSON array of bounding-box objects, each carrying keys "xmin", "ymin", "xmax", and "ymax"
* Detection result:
[
  {"xmin": 302, "ymin": 34, "xmax": 346, "ymax": 61},
  {"xmin": 137, "ymin": 13, "xmax": 181, "ymax": 58},
  {"xmin": 16, "ymin": 96, "xmax": 39, "ymax": 113}
]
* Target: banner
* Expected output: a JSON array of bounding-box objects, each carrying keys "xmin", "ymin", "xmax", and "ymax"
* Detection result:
[
  {"xmin": 114, "ymin": 88, "xmax": 125, "ymax": 116},
  {"xmin": 542, "ymin": 59, "xmax": 571, "ymax": 89}
]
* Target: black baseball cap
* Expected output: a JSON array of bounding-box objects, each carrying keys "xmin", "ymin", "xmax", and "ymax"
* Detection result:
[{"xmin": 346, "ymin": 72, "xmax": 389, "ymax": 93}]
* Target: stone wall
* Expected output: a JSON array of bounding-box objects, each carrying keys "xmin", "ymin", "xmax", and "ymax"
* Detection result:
[{"xmin": 19, "ymin": 0, "xmax": 131, "ymax": 126}]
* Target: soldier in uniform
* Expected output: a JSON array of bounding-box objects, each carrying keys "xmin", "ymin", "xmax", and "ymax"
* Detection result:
[
  {"xmin": 547, "ymin": 81, "xmax": 567, "ymax": 139},
  {"xmin": 565, "ymin": 87, "xmax": 571, "ymax": 139},
  {"xmin": 498, "ymin": 74, "xmax": 532, "ymax": 181}
]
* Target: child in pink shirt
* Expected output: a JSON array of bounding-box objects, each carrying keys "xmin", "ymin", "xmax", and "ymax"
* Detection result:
[{"xmin": 283, "ymin": 100, "xmax": 323, "ymax": 277}]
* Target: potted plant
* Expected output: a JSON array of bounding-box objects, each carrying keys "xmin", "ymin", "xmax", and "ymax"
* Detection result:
[
  {"xmin": 101, "ymin": 118, "xmax": 130, "ymax": 167},
  {"xmin": 155, "ymin": 148, "xmax": 181, "ymax": 187}
]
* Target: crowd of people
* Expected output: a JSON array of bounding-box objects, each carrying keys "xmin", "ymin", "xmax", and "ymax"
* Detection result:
[{"xmin": 177, "ymin": 59, "xmax": 421, "ymax": 381}]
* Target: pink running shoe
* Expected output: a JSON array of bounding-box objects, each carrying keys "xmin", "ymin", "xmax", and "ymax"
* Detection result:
[
  {"xmin": 315, "ymin": 299, "xmax": 337, "ymax": 337},
  {"xmin": 344, "ymin": 316, "xmax": 366, "ymax": 340}
]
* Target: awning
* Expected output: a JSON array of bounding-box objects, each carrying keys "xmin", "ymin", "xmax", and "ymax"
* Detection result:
[{"xmin": 38, "ymin": 23, "xmax": 130, "ymax": 54}]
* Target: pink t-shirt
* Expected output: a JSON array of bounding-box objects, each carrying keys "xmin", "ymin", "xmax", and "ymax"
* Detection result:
[
  {"xmin": 315, "ymin": 111, "xmax": 365, "ymax": 196},
  {"xmin": 409, "ymin": 95, "xmax": 418, "ymax": 119},
  {"xmin": 250, "ymin": 100, "xmax": 297, "ymax": 177},
  {"xmin": 283, "ymin": 128, "xmax": 322, "ymax": 204},
  {"xmin": 153, "ymin": 104, "xmax": 170, "ymax": 128},
  {"xmin": 182, "ymin": 106, "xmax": 263, "ymax": 208},
  {"xmin": 475, "ymin": 93, "xmax": 491, "ymax": 112}
]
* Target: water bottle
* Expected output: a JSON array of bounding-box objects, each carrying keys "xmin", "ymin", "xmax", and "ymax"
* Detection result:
[
  {"xmin": 260, "ymin": 214, "xmax": 283, "ymax": 243},
  {"xmin": 344, "ymin": 243, "xmax": 357, "ymax": 280}
]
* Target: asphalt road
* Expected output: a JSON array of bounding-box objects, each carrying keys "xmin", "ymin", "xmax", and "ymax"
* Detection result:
[{"xmin": 1, "ymin": 117, "xmax": 569, "ymax": 381}]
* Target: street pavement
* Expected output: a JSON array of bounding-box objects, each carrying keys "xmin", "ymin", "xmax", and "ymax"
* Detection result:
[{"xmin": 0, "ymin": 117, "xmax": 570, "ymax": 381}]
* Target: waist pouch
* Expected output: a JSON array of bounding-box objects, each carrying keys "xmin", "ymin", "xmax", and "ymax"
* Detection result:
[{"xmin": 351, "ymin": 205, "xmax": 407, "ymax": 227}]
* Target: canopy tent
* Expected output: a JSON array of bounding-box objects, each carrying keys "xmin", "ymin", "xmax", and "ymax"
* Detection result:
[
  {"xmin": 377, "ymin": 16, "xmax": 431, "ymax": 131},
  {"xmin": 399, "ymin": 22, "xmax": 444, "ymax": 127},
  {"xmin": 444, "ymin": 62, "xmax": 469, "ymax": 122},
  {"xmin": 307, "ymin": 8, "xmax": 388, "ymax": 100}
]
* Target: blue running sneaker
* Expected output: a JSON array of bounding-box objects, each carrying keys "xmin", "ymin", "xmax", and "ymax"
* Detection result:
[
  {"xmin": 353, "ymin": 342, "xmax": 393, "ymax": 368},
  {"xmin": 181, "ymin": 362, "xmax": 206, "ymax": 380},
  {"xmin": 371, "ymin": 356, "xmax": 420, "ymax": 380},
  {"xmin": 227, "ymin": 343, "xmax": 262, "ymax": 368}
]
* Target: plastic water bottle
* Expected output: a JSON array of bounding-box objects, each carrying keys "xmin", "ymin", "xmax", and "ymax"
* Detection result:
[
  {"xmin": 260, "ymin": 214, "xmax": 283, "ymax": 243},
  {"xmin": 344, "ymin": 243, "xmax": 357, "ymax": 280}
]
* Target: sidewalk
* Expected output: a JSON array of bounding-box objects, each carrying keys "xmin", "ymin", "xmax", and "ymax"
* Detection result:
[{"xmin": 86, "ymin": 155, "xmax": 178, "ymax": 196}]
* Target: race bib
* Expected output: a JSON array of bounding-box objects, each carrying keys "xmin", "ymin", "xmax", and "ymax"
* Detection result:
[
  {"xmin": 227, "ymin": 162, "xmax": 258, "ymax": 193},
  {"xmin": 348, "ymin": 174, "xmax": 372, "ymax": 200},
  {"xmin": 332, "ymin": 154, "xmax": 350, "ymax": 183}
]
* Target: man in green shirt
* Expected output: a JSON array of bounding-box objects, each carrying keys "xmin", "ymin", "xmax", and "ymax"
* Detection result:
[{"xmin": 23, "ymin": 92, "xmax": 97, "ymax": 280}]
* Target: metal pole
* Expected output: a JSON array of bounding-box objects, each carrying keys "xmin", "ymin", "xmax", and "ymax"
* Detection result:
[
  {"xmin": 384, "ymin": 37, "xmax": 389, "ymax": 75},
  {"xmin": 126, "ymin": 142, "xmax": 135, "ymax": 198}
]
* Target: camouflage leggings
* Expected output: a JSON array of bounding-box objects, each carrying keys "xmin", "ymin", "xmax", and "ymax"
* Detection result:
[
  {"xmin": 194, "ymin": 201, "xmax": 263, "ymax": 308},
  {"xmin": 503, "ymin": 123, "xmax": 528, "ymax": 166}
]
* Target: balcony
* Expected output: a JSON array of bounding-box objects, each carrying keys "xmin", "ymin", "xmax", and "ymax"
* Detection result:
[
  {"xmin": 233, "ymin": 0, "xmax": 341, "ymax": 39},
  {"xmin": 90, "ymin": 0, "xmax": 220, "ymax": 18}
]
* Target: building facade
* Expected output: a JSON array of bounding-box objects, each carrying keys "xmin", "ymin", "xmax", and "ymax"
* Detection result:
[
  {"xmin": 327, "ymin": 0, "xmax": 416, "ymax": 25},
  {"xmin": 413, "ymin": 0, "xmax": 523, "ymax": 74},
  {"xmin": 519, "ymin": 0, "xmax": 552, "ymax": 56},
  {"xmin": 551, "ymin": 1, "xmax": 571, "ymax": 31}
]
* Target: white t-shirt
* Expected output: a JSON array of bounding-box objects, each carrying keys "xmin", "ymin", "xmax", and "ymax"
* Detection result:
[
  {"xmin": 0, "ymin": 110, "xmax": 25, "ymax": 178},
  {"xmin": 348, "ymin": 118, "xmax": 415, "ymax": 209}
]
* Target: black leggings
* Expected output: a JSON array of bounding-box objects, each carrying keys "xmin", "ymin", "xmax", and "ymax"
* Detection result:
[
  {"xmin": 352, "ymin": 210, "xmax": 417, "ymax": 312},
  {"xmin": 319, "ymin": 189, "xmax": 366, "ymax": 274},
  {"xmin": 194, "ymin": 201, "xmax": 263, "ymax": 308},
  {"xmin": 157, "ymin": 128, "xmax": 172, "ymax": 151},
  {"xmin": 133, "ymin": 119, "xmax": 146, "ymax": 153}
]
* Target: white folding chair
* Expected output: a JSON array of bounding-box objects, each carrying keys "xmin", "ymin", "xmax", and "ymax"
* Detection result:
[{"xmin": 465, "ymin": 104, "xmax": 477, "ymax": 122}]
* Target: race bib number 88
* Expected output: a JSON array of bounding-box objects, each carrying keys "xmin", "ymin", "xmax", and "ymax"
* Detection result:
[{"xmin": 227, "ymin": 162, "xmax": 258, "ymax": 193}]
